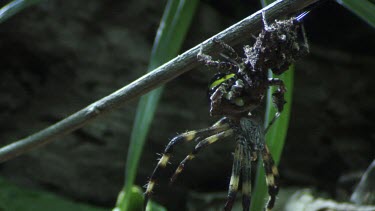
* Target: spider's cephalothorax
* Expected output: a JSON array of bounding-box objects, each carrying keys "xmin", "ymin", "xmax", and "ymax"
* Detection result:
[
  {"xmin": 200, "ymin": 11, "xmax": 309, "ymax": 118},
  {"xmin": 144, "ymin": 12, "xmax": 310, "ymax": 211}
]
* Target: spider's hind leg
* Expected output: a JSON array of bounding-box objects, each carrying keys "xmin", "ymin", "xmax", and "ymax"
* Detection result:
[
  {"xmin": 241, "ymin": 142, "xmax": 253, "ymax": 211},
  {"xmin": 261, "ymin": 145, "xmax": 280, "ymax": 211},
  {"xmin": 144, "ymin": 117, "xmax": 231, "ymax": 208},
  {"xmin": 224, "ymin": 140, "xmax": 244, "ymax": 211}
]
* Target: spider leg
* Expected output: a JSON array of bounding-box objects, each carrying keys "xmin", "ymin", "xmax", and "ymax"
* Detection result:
[
  {"xmin": 241, "ymin": 143, "xmax": 252, "ymax": 211},
  {"xmin": 212, "ymin": 38, "xmax": 242, "ymax": 64},
  {"xmin": 144, "ymin": 117, "xmax": 231, "ymax": 208},
  {"xmin": 209, "ymin": 85, "xmax": 226, "ymax": 116},
  {"xmin": 261, "ymin": 10, "xmax": 271, "ymax": 31},
  {"xmin": 224, "ymin": 140, "xmax": 244, "ymax": 211},
  {"xmin": 198, "ymin": 47, "xmax": 239, "ymax": 73},
  {"xmin": 170, "ymin": 128, "xmax": 234, "ymax": 184},
  {"xmin": 268, "ymin": 78, "xmax": 286, "ymax": 113},
  {"xmin": 264, "ymin": 112, "xmax": 280, "ymax": 134},
  {"xmin": 300, "ymin": 24, "xmax": 310, "ymax": 54},
  {"xmin": 265, "ymin": 78, "xmax": 286, "ymax": 133},
  {"xmin": 261, "ymin": 145, "xmax": 279, "ymax": 211}
]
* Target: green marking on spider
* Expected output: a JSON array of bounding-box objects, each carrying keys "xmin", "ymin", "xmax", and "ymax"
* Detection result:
[{"xmin": 209, "ymin": 73, "xmax": 235, "ymax": 89}]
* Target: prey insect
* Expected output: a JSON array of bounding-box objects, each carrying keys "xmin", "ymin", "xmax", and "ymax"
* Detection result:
[{"xmin": 144, "ymin": 11, "xmax": 310, "ymax": 211}]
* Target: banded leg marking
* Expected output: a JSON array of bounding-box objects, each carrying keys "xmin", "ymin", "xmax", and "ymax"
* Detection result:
[
  {"xmin": 170, "ymin": 129, "xmax": 234, "ymax": 184},
  {"xmin": 241, "ymin": 143, "xmax": 252, "ymax": 211},
  {"xmin": 144, "ymin": 118, "xmax": 231, "ymax": 208},
  {"xmin": 224, "ymin": 142, "xmax": 243, "ymax": 211},
  {"xmin": 261, "ymin": 145, "xmax": 279, "ymax": 211}
]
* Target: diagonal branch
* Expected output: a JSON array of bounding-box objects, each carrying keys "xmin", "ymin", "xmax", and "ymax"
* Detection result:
[{"xmin": 0, "ymin": 0, "xmax": 320, "ymax": 163}]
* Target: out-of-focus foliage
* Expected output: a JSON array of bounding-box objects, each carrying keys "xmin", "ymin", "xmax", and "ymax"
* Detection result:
[
  {"xmin": 113, "ymin": 186, "xmax": 166, "ymax": 211},
  {"xmin": 336, "ymin": 0, "xmax": 375, "ymax": 28},
  {"xmin": 0, "ymin": 177, "xmax": 106, "ymax": 211},
  {"xmin": 122, "ymin": 0, "xmax": 198, "ymax": 210},
  {"xmin": 351, "ymin": 160, "xmax": 375, "ymax": 204}
]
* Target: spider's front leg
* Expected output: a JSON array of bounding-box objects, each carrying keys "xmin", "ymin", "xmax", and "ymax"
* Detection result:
[
  {"xmin": 209, "ymin": 85, "xmax": 227, "ymax": 116},
  {"xmin": 265, "ymin": 78, "xmax": 286, "ymax": 133},
  {"xmin": 212, "ymin": 38, "xmax": 243, "ymax": 64},
  {"xmin": 144, "ymin": 117, "xmax": 231, "ymax": 208},
  {"xmin": 298, "ymin": 23, "xmax": 310, "ymax": 56},
  {"xmin": 197, "ymin": 46, "xmax": 239, "ymax": 73}
]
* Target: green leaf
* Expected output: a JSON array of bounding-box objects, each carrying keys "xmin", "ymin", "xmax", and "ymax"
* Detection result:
[
  {"xmin": 113, "ymin": 186, "xmax": 166, "ymax": 211},
  {"xmin": 0, "ymin": 176, "xmax": 105, "ymax": 211},
  {"xmin": 251, "ymin": 1, "xmax": 294, "ymax": 210},
  {"xmin": 120, "ymin": 0, "xmax": 199, "ymax": 210},
  {"xmin": 0, "ymin": 0, "xmax": 43, "ymax": 24},
  {"xmin": 251, "ymin": 67, "xmax": 294, "ymax": 211},
  {"xmin": 336, "ymin": 0, "xmax": 375, "ymax": 28}
]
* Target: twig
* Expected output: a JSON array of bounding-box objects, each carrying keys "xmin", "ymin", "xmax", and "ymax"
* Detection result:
[{"xmin": 0, "ymin": 0, "xmax": 320, "ymax": 163}]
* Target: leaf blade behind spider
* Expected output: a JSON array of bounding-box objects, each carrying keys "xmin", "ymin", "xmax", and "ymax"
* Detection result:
[
  {"xmin": 120, "ymin": 0, "xmax": 199, "ymax": 210},
  {"xmin": 251, "ymin": 66, "xmax": 294, "ymax": 211},
  {"xmin": 251, "ymin": 2, "xmax": 296, "ymax": 211},
  {"xmin": 335, "ymin": 0, "xmax": 375, "ymax": 28}
]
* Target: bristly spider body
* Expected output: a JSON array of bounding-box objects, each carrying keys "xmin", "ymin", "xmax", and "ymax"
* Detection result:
[
  {"xmin": 144, "ymin": 11, "xmax": 310, "ymax": 211},
  {"xmin": 201, "ymin": 11, "xmax": 309, "ymax": 118}
]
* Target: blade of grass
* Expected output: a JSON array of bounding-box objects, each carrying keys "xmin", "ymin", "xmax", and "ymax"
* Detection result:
[
  {"xmin": 251, "ymin": 67, "xmax": 294, "ymax": 211},
  {"xmin": 336, "ymin": 0, "xmax": 375, "ymax": 28},
  {"xmin": 121, "ymin": 0, "xmax": 199, "ymax": 210},
  {"xmin": 113, "ymin": 186, "xmax": 166, "ymax": 211},
  {"xmin": 0, "ymin": 0, "xmax": 43, "ymax": 23},
  {"xmin": 251, "ymin": 0, "xmax": 294, "ymax": 210}
]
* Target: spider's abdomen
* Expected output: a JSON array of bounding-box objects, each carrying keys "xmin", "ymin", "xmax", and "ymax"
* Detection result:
[{"xmin": 239, "ymin": 117, "xmax": 265, "ymax": 150}]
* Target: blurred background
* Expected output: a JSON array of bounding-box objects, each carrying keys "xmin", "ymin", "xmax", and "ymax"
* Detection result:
[{"xmin": 0, "ymin": 0, "xmax": 374, "ymax": 210}]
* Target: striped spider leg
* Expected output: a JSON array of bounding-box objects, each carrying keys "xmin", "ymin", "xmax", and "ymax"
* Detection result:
[
  {"xmin": 144, "ymin": 117, "xmax": 233, "ymax": 209},
  {"xmin": 222, "ymin": 117, "xmax": 279, "ymax": 211},
  {"xmin": 162, "ymin": 116, "xmax": 279, "ymax": 211}
]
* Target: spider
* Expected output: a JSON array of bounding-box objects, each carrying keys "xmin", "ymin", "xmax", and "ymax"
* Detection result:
[
  {"xmin": 144, "ymin": 11, "xmax": 310, "ymax": 211},
  {"xmin": 201, "ymin": 11, "xmax": 309, "ymax": 120}
]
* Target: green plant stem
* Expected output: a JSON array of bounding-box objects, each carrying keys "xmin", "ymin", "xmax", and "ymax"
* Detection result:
[
  {"xmin": 122, "ymin": 1, "xmax": 199, "ymax": 210},
  {"xmin": 251, "ymin": 67, "xmax": 294, "ymax": 211}
]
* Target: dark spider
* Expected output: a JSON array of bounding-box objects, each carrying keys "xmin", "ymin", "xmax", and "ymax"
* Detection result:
[
  {"xmin": 144, "ymin": 11, "xmax": 310, "ymax": 211},
  {"xmin": 200, "ymin": 11, "xmax": 309, "ymax": 119}
]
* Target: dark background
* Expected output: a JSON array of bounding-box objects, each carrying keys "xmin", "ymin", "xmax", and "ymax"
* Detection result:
[{"xmin": 0, "ymin": 0, "xmax": 374, "ymax": 210}]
